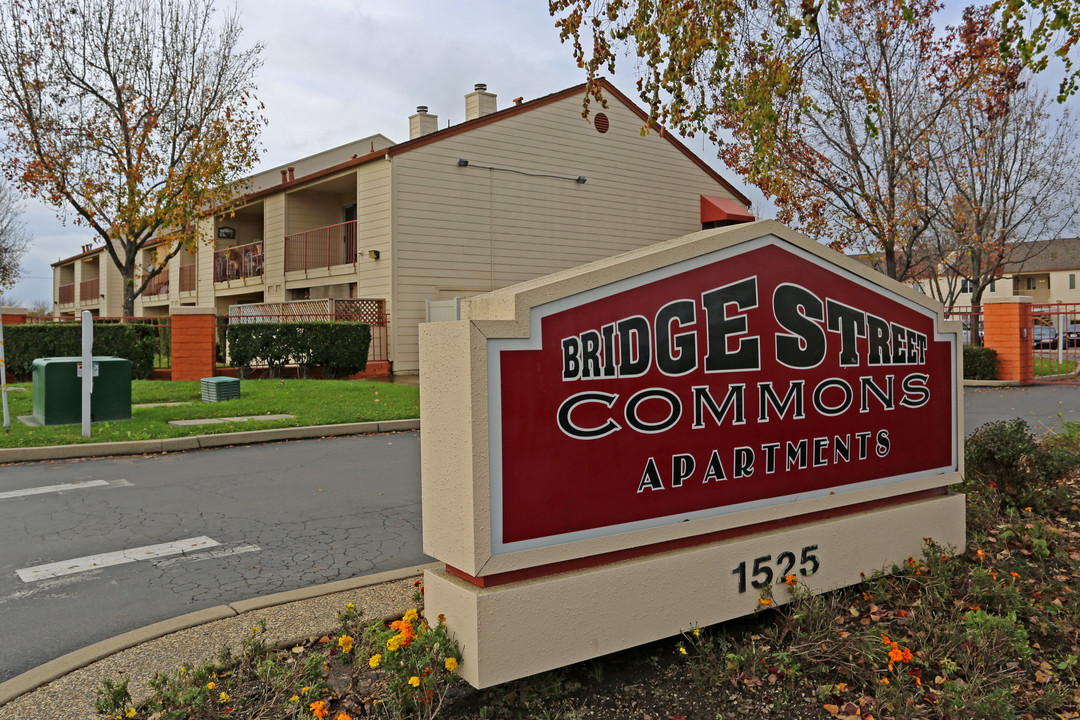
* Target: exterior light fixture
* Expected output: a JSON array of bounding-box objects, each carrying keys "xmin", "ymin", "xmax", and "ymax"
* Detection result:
[
  {"xmin": 457, "ymin": 159, "xmax": 469, "ymax": 167},
  {"xmin": 576, "ymin": 176, "xmax": 587, "ymax": 184},
  {"xmin": 368, "ymin": 250, "xmax": 381, "ymax": 260}
]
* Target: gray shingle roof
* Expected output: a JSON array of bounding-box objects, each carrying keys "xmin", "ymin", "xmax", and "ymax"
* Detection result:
[{"xmin": 1003, "ymin": 238, "xmax": 1080, "ymax": 273}]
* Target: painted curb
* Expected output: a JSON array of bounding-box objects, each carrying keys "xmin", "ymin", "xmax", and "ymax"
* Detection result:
[
  {"xmin": 0, "ymin": 562, "xmax": 440, "ymax": 707},
  {"xmin": 0, "ymin": 419, "xmax": 420, "ymax": 464}
]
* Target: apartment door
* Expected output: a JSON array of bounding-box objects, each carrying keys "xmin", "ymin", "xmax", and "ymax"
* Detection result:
[{"xmin": 342, "ymin": 204, "xmax": 357, "ymax": 264}]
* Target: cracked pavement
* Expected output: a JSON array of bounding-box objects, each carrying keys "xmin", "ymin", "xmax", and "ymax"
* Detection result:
[{"xmin": 0, "ymin": 431, "xmax": 428, "ymax": 682}]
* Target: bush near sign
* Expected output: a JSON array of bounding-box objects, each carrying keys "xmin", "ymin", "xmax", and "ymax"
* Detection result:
[{"xmin": 420, "ymin": 221, "xmax": 964, "ymax": 688}]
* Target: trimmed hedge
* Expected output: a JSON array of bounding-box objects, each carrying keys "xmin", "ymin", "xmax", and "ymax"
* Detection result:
[
  {"xmin": 964, "ymin": 345, "xmax": 998, "ymax": 380},
  {"xmin": 225, "ymin": 321, "xmax": 371, "ymax": 379},
  {"xmin": 3, "ymin": 323, "xmax": 158, "ymax": 380}
]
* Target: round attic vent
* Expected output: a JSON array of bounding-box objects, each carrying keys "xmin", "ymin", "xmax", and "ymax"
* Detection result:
[{"xmin": 594, "ymin": 112, "xmax": 610, "ymax": 133}]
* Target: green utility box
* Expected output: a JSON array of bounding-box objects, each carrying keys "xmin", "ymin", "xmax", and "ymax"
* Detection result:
[
  {"xmin": 201, "ymin": 376, "xmax": 240, "ymax": 402},
  {"xmin": 32, "ymin": 356, "xmax": 132, "ymax": 426}
]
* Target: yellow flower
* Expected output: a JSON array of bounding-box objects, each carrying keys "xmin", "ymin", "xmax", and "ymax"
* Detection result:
[
  {"xmin": 403, "ymin": 608, "xmax": 419, "ymax": 624},
  {"xmin": 369, "ymin": 654, "xmax": 382, "ymax": 669},
  {"xmin": 445, "ymin": 656, "xmax": 458, "ymax": 671},
  {"xmin": 206, "ymin": 681, "xmax": 215, "ymax": 690},
  {"xmin": 408, "ymin": 676, "xmax": 421, "ymax": 687},
  {"xmin": 387, "ymin": 635, "xmax": 402, "ymax": 651},
  {"xmin": 179, "ymin": 667, "xmax": 186, "ymax": 676},
  {"xmin": 345, "ymin": 602, "xmax": 355, "ymax": 611},
  {"xmin": 289, "ymin": 695, "xmax": 299, "ymax": 702},
  {"xmin": 679, "ymin": 647, "xmax": 688, "ymax": 655},
  {"xmin": 219, "ymin": 692, "xmax": 230, "ymax": 703},
  {"xmin": 437, "ymin": 614, "xmax": 446, "ymax": 625},
  {"xmin": 125, "ymin": 709, "xmax": 136, "ymax": 719},
  {"xmin": 301, "ymin": 686, "xmax": 311, "ymax": 695},
  {"xmin": 338, "ymin": 634, "xmax": 354, "ymax": 653}
]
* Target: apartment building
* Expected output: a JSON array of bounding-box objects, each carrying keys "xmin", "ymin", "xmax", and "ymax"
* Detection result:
[{"xmin": 52, "ymin": 79, "xmax": 753, "ymax": 372}]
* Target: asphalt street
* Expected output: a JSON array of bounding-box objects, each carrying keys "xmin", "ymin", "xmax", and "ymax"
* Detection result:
[
  {"xmin": 964, "ymin": 383, "xmax": 1080, "ymax": 435},
  {"xmin": 0, "ymin": 431, "xmax": 426, "ymax": 682}
]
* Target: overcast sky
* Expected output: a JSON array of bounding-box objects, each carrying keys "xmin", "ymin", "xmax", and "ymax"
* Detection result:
[{"xmin": 0, "ymin": 0, "xmax": 1041, "ymax": 306}]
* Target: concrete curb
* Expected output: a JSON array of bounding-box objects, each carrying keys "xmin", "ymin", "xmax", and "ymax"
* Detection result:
[
  {"xmin": 0, "ymin": 562, "xmax": 439, "ymax": 707},
  {"xmin": 964, "ymin": 380, "xmax": 1023, "ymax": 388},
  {"xmin": 0, "ymin": 419, "xmax": 420, "ymax": 464}
]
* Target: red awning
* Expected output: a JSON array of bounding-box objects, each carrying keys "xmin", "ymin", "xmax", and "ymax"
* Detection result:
[{"xmin": 701, "ymin": 195, "xmax": 755, "ymax": 224}]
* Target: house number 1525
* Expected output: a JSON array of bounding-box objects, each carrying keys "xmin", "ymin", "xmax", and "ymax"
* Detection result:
[{"xmin": 731, "ymin": 545, "xmax": 820, "ymax": 593}]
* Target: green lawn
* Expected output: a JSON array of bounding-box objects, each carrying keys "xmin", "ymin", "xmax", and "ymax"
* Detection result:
[
  {"xmin": 0, "ymin": 379, "xmax": 419, "ymax": 449},
  {"xmin": 1034, "ymin": 356, "xmax": 1078, "ymax": 377}
]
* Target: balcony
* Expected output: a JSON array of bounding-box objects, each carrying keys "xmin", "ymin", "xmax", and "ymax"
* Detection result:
[
  {"xmin": 79, "ymin": 278, "xmax": 99, "ymax": 302},
  {"xmin": 146, "ymin": 268, "xmax": 169, "ymax": 297},
  {"xmin": 179, "ymin": 263, "xmax": 196, "ymax": 293},
  {"xmin": 59, "ymin": 283, "xmax": 75, "ymax": 305},
  {"xmin": 214, "ymin": 241, "xmax": 264, "ymax": 283},
  {"xmin": 285, "ymin": 221, "xmax": 356, "ymax": 273}
]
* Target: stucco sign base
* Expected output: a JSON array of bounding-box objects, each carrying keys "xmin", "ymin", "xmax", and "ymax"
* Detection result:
[{"xmin": 425, "ymin": 493, "xmax": 964, "ymax": 689}]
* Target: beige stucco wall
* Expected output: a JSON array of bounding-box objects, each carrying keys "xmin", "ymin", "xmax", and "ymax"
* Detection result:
[{"xmin": 392, "ymin": 92, "xmax": 745, "ymax": 371}]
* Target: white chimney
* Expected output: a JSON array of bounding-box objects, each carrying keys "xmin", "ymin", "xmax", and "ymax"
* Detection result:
[
  {"xmin": 409, "ymin": 106, "xmax": 439, "ymax": 139},
  {"xmin": 465, "ymin": 83, "xmax": 497, "ymax": 121}
]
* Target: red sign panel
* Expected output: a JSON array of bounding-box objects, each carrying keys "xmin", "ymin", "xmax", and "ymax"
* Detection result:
[{"xmin": 488, "ymin": 241, "xmax": 957, "ymax": 553}]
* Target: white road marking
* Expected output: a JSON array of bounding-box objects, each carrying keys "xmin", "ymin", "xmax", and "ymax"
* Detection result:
[
  {"xmin": 0, "ymin": 479, "xmax": 117, "ymax": 501},
  {"xmin": 16, "ymin": 536, "xmax": 221, "ymax": 582},
  {"xmin": 152, "ymin": 544, "xmax": 261, "ymax": 568}
]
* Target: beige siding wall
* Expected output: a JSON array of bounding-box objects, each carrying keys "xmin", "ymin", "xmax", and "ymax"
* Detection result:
[
  {"xmin": 195, "ymin": 219, "xmax": 217, "ymax": 308},
  {"xmin": 390, "ymin": 93, "xmax": 744, "ymax": 370},
  {"xmin": 262, "ymin": 195, "xmax": 286, "ymax": 302},
  {"xmin": 356, "ymin": 160, "xmax": 393, "ymax": 304},
  {"xmin": 285, "ymin": 191, "xmax": 346, "ymax": 236}
]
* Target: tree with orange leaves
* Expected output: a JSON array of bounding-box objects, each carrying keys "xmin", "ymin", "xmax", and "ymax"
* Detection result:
[
  {"xmin": 549, "ymin": 0, "xmax": 1080, "ymax": 280},
  {"xmin": 0, "ymin": 0, "xmax": 265, "ymax": 316}
]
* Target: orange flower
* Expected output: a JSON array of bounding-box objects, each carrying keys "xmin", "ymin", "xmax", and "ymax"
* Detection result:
[
  {"xmin": 784, "ymin": 574, "xmax": 797, "ymax": 586},
  {"xmin": 310, "ymin": 700, "xmax": 329, "ymax": 719},
  {"xmin": 759, "ymin": 598, "xmax": 772, "ymax": 607},
  {"xmin": 333, "ymin": 714, "xmax": 352, "ymax": 720}
]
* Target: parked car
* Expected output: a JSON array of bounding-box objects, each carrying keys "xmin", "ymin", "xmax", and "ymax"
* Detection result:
[
  {"xmin": 961, "ymin": 320, "xmax": 984, "ymax": 345},
  {"xmin": 1032, "ymin": 325, "xmax": 1059, "ymax": 349},
  {"xmin": 1065, "ymin": 323, "xmax": 1080, "ymax": 347}
]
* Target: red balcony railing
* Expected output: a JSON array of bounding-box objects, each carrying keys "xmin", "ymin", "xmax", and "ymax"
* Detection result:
[
  {"xmin": 145, "ymin": 268, "xmax": 169, "ymax": 296},
  {"xmin": 179, "ymin": 263, "xmax": 196, "ymax": 292},
  {"xmin": 285, "ymin": 220, "xmax": 357, "ymax": 272},
  {"xmin": 214, "ymin": 241, "xmax": 264, "ymax": 283},
  {"xmin": 79, "ymin": 277, "xmax": 99, "ymax": 302},
  {"xmin": 58, "ymin": 283, "xmax": 75, "ymax": 305}
]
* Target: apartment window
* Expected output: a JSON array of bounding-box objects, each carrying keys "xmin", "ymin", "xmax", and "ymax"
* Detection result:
[
  {"xmin": 989, "ymin": 279, "xmax": 995, "ymax": 292},
  {"xmin": 1026, "ymin": 277, "xmax": 1038, "ymax": 290},
  {"xmin": 1071, "ymin": 274, "xmax": 1076, "ymax": 290},
  {"xmin": 960, "ymin": 279, "xmax": 973, "ymax": 293}
]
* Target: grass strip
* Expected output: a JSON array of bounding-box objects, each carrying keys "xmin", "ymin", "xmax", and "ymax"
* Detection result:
[{"xmin": 0, "ymin": 379, "xmax": 418, "ymax": 448}]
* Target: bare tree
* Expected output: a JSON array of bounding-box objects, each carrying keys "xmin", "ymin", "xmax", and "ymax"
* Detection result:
[
  {"xmin": 0, "ymin": 179, "xmax": 29, "ymax": 291},
  {"xmin": 928, "ymin": 79, "xmax": 1080, "ymax": 319},
  {"xmin": 0, "ymin": 0, "xmax": 265, "ymax": 316}
]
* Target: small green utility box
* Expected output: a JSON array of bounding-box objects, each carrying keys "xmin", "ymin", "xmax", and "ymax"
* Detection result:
[
  {"xmin": 32, "ymin": 356, "xmax": 132, "ymax": 426},
  {"xmin": 201, "ymin": 376, "xmax": 240, "ymax": 402}
]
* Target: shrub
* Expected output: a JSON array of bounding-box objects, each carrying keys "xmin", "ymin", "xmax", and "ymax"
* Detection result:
[
  {"xmin": 3, "ymin": 323, "xmax": 157, "ymax": 380},
  {"xmin": 224, "ymin": 321, "xmax": 370, "ymax": 379},
  {"xmin": 963, "ymin": 346, "xmax": 997, "ymax": 380},
  {"xmin": 964, "ymin": 418, "xmax": 1079, "ymax": 514}
]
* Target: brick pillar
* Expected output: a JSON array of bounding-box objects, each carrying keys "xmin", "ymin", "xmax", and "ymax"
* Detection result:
[
  {"xmin": 1, "ymin": 306, "xmax": 28, "ymax": 325},
  {"xmin": 171, "ymin": 307, "xmax": 217, "ymax": 381},
  {"xmin": 983, "ymin": 297, "xmax": 1033, "ymax": 385}
]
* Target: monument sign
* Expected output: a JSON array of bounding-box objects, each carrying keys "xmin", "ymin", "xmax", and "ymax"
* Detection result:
[{"xmin": 420, "ymin": 221, "xmax": 965, "ymax": 688}]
